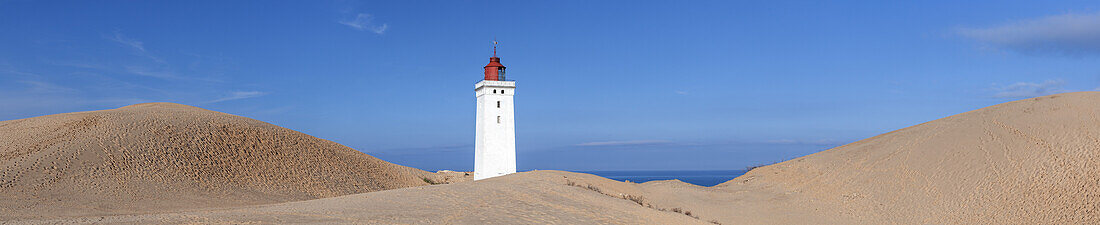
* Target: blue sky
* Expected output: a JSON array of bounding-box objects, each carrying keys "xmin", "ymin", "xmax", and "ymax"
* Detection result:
[{"xmin": 3, "ymin": 1, "xmax": 1100, "ymax": 171}]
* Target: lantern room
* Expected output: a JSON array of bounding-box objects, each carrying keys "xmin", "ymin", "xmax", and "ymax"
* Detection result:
[{"xmin": 484, "ymin": 57, "xmax": 506, "ymax": 81}]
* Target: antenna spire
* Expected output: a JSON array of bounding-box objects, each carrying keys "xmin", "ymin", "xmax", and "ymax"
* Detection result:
[{"xmin": 492, "ymin": 39, "xmax": 499, "ymax": 57}]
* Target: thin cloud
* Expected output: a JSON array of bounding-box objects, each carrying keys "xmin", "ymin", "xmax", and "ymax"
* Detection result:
[
  {"xmin": 18, "ymin": 80, "xmax": 78, "ymax": 94},
  {"xmin": 125, "ymin": 66, "xmax": 181, "ymax": 80},
  {"xmin": 575, "ymin": 140, "xmax": 672, "ymax": 147},
  {"xmin": 339, "ymin": 13, "xmax": 388, "ymax": 34},
  {"xmin": 991, "ymin": 80, "xmax": 1067, "ymax": 98},
  {"xmin": 958, "ymin": 11, "xmax": 1100, "ymax": 56},
  {"xmin": 50, "ymin": 61, "xmax": 107, "ymax": 70},
  {"xmin": 0, "ymin": 64, "xmax": 41, "ymax": 78},
  {"xmin": 106, "ymin": 31, "xmax": 145, "ymax": 52},
  {"xmin": 105, "ymin": 31, "xmax": 168, "ymax": 64},
  {"xmin": 206, "ymin": 91, "xmax": 267, "ymax": 103},
  {"xmin": 124, "ymin": 66, "xmax": 223, "ymax": 82},
  {"xmin": 0, "ymin": 95, "xmax": 148, "ymax": 120}
]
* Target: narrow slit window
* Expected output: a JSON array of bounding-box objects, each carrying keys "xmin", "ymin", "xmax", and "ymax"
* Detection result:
[
  {"xmin": 497, "ymin": 101, "xmax": 501, "ymax": 108},
  {"xmin": 493, "ymin": 90, "xmax": 497, "ymax": 94},
  {"xmin": 501, "ymin": 90, "xmax": 505, "ymax": 94},
  {"xmin": 497, "ymin": 116, "xmax": 501, "ymax": 123}
]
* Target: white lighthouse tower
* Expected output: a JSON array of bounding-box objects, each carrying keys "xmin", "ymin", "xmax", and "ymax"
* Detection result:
[{"xmin": 474, "ymin": 43, "xmax": 516, "ymax": 180}]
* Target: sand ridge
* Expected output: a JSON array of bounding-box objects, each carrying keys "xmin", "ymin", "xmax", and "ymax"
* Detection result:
[{"xmin": 0, "ymin": 103, "xmax": 434, "ymax": 220}]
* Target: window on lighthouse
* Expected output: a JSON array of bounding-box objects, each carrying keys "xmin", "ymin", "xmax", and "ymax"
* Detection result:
[
  {"xmin": 497, "ymin": 101, "xmax": 501, "ymax": 108},
  {"xmin": 497, "ymin": 116, "xmax": 501, "ymax": 123}
]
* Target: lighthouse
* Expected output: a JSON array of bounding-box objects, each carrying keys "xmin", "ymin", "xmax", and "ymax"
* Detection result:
[{"xmin": 474, "ymin": 44, "xmax": 516, "ymax": 180}]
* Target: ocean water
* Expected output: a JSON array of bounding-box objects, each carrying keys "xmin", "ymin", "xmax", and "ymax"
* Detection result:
[{"xmin": 578, "ymin": 170, "xmax": 747, "ymax": 187}]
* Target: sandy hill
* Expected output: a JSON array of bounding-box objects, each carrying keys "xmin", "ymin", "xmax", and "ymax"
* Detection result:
[
  {"xmin": 717, "ymin": 91, "xmax": 1100, "ymax": 224},
  {"xmin": 0, "ymin": 103, "xmax": 434, "ymax": 220},
  {"xmin": 9, "ymin": 92, "xmax": 1100, "ymax": 224}
]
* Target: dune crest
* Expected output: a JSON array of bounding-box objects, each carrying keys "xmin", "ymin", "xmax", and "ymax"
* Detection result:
[{"xmin": 0, "ymin": 103, "xmax": 431, "ymax": 219}]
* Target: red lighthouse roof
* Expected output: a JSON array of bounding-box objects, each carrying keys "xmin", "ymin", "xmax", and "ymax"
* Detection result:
[{"xmin": 483, "ymin": 56, "xmax": 506, "ymax": 81}]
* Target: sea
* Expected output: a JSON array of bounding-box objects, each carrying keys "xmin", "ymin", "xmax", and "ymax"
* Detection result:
[{"xmin": 577, "ymin": 170, "xmax": 747, "ymax": 187}]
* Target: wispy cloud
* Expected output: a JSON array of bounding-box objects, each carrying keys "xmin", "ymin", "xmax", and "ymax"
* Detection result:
[
  {"xmin": 674, "ymin": 90, "xmax": 689, "ymax": 95},
  {"xmin": 0, "ymin": 72, "xmax": 149, "ymax": 119},
  {"xmin": 575, "ymin": 140, "xmax": 672, "ymax": 147},
  {"xmin": 0, "ymin": 64, "xmax": 41, "ymax": 78},
  {"xmin": 124, "ymin": 66, "xmax": 180, "ymax": 80},
  {"xmin": 125, "ymin": 64, "xmax": 223, "ymax": 82},
  {"xmin": 206, "ymin": 91, "xmax": 267, "ymax": 103},
  {"xmin": 50, "ymin": 61, "xmax": 107, "ymax": 70},
  {"xmin": 106, "ymin": 31, "xmax": 145, "ymax": 52},
  {"xmin": 991, "ymin": 79, "xmax": 1067, "ymax": 98},
  {"xmin": 18, "ymin": 80, "xmax": 77, "ymax": 94},
  {"xmin": 339, "ymin": 13, "xmax": 388, "ymax": 34},
  {"xmin": 958, "ymin": 11, "xmax": 1100, "ymax": 56}
]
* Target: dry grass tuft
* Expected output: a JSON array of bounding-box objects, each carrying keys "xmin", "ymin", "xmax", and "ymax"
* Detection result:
[
  {"xmin": 564, "ymin": 180, "xmax": 715, "ymax": 223},
  {"xmin": 585, "ymin": 184, "xmax": 601, "ymax": 193}
]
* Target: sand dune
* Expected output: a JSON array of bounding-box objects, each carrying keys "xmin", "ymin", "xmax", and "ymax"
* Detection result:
[
  {"xmin": 719, "ymin": 91, "xmax": 1100, "ymax": 224},
  {"xmin": 7, "ymin": 92, "xmax": 1100, "ymax": 224},
  {"xmin": 0, "ymin": 103, "xmax": 434, "ymax": 220}
]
